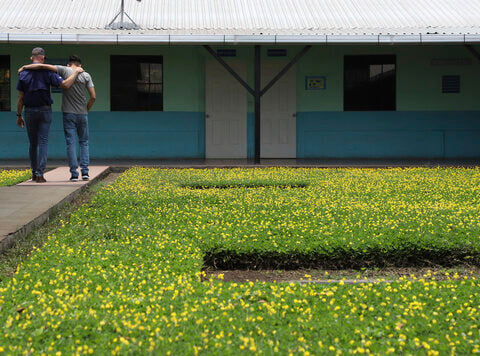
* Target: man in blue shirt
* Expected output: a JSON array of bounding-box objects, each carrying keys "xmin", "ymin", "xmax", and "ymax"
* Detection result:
[{"xmin": 16, "ymin": 47, "xmax": 83, "ymax": 182}]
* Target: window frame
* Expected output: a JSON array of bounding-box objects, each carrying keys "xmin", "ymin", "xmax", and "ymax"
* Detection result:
[
  {"xmin": 110, "ymin": 55, "xmax": 163, "ymax": 111},
  {"xmin": 343, "ymin": 55, "xmax": 397, "ymax": 112},
  {"xmin": 0, "ymin": 55, "xmax": 11, "ymax": 112}
]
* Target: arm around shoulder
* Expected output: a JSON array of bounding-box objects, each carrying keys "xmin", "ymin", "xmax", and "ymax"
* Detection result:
[
  {"xmin": 59, "ymin": 67, "xmax": 84, "ymax": 89},
  {"xmin": 18, "ymin": 63, "xmax": 57, "ymax": 73}
]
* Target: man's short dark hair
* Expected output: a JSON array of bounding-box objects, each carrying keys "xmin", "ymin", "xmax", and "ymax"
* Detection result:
[{"xmin": 68, "ymin": 55, "xmax": 82, "ymax": 65}]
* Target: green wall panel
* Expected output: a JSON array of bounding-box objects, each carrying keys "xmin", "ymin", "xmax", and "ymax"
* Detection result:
[
  {"xmin": 2, "ymin": 44, "xmax": 206, "ymax": 112},
  {"xmin": 2, "ymin": 44, "xmax": 479, "ymax": 114}
]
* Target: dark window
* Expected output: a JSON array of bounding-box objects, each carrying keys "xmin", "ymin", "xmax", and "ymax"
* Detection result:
[
  {"xmin": 111, "ymin": 56, "xmax": 163, "ymax": 111},
  {"xmin": 442, "ymin": 75, "xmax": 460, "ymax": 94},
  {"xmin": 0, "ymin": 56, "xmax": 10, "ymax": 111},
  {"xmin": 344, "ymin": 55, "xmax": 396, "ymax": 111}
]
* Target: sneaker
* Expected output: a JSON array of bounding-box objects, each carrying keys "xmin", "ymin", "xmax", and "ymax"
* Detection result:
[
  {"xmin": 36, "ymin": 176, "xmax": 47, "ymax": 183},
  {"xmin": 70, "ymin": 175, "xmax": 79, "ymax": 182},
  {"xmin": 82, "ymin": 174, "xmax": 89, "ymax": 181},
  {"xmin": 31, "ymin": 173, "xmax": 36, "ymax": 181}
]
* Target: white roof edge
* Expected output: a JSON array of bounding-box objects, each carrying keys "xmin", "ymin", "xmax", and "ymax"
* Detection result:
[{"xmin": 1, "ymin": 33, "xmax": 480, "ymax": 45}]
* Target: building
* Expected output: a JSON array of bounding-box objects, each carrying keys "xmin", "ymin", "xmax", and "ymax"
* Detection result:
[{"xmin": 1, "ymin": 0, "xmax": 479, "ymax": 161}]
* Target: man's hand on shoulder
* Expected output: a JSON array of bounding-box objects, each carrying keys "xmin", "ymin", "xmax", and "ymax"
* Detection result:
[{"xmin": 74, "ymin": 67, "xmax": 85, "ymax": 74}]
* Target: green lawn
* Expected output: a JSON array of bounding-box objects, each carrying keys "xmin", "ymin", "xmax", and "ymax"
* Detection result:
[
  {"xmin": 0, "ymin": 167, "xmax": 479, "ymax": 354},
  {"xmin": 0, "ymin": 169, "xmax": 30, "ymax": 186}
]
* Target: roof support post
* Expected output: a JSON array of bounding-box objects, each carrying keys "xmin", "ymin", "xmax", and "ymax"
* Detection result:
[
  {"xmin": 203, "ymin": 45, "xmax": 255, "ymax": 96},
  {"xmin": 254, "ymin": 45, "xmax": 261, "ymax": 164},
  {"xmin": 465, "ymin": 44, "xmax": 480, "ymax": 62},
  {"xmin": 260, "ymin": 45, "xmax": 312, "ymax": 97},
  {"xmin": 203, "ymin": 44, "xmax": 312, "ymax": 164}
]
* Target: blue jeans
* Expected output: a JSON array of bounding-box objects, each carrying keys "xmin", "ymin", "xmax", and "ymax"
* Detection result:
[
  {"xmin": 24, "ymin": 107, "xmax": 52, "ymax": 176},
  {"xmin": 63, "ymin": 113, "xmax": 89, "ymax": 177}
]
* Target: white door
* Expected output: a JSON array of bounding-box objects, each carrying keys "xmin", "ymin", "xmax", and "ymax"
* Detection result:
[
  {"xmin": 205, "ymin": 60, "xmax": 247, "ymax": 158},
  {"xmin": 261, "ymin": 61, "xmax": 296, "ymax": 158}
]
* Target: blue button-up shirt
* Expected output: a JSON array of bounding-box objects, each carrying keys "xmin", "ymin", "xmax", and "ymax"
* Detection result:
[{"xmin": 17, "ymin": 70, "xmax": 64, "ymax": 108}]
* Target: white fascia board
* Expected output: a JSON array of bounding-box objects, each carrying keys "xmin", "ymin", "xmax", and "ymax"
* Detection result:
[
  {"xmin": 327, "ymin": 35, "xmax": 379, "ymax": 43},
  {"xmin": 7, "ymin": 33, "xmax": 62, "ymax": 42},
  {"xmin": 225, "ymin": 35, "xmax": 276, "ymax": 43},
  {"xmin": 421, "ymin": 34, "xmax": 465, "ymax": 43},
  {"xmin": 57, "ymin": 33, "xmax": 118, "ymax": 44},
  {"xmin": 275, "ymin": 35, "xmax": 327, "ymax": 43},
  {"xmin": 59, "ymin": 34, "xmax": 79, "ymax": 43},
  {"xmin": 169, "ymin": 35, "xmax": 225, "ymax": 43},
  {"xmin": 117, "ymin": 34, "xmax": 169, "ymax": 44},
  {"xmin": 465, "ymin": 34, "xmax": 480, "ymax": 43},
  {"xmin": 2, "ymin": 32, "xmax": 479, "ymax": 45},
  {"xmin": 76, "ymin": 34, "xmax": 117, "ymax": 43},
  {"xmin": 378, "ymin": 34, "xmax": 421, "ymax": 44}
]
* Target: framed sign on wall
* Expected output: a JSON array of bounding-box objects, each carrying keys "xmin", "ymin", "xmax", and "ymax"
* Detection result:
[{"xmin": 305, "ymin": 76, "xmax": 326, "ymax": 90}]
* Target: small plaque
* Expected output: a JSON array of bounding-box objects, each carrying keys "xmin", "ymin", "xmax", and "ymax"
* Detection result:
[{"xmin": 305, "ymin": 76, "xmax": 326, "ymax": 90}]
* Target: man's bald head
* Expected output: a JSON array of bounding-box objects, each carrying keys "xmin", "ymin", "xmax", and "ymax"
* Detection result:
[{"xmin": 31, "ymin": 47, "xmax": 46, "ymax": 63}]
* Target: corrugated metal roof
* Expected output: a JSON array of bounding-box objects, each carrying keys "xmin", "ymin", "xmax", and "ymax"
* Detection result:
[{"xmin": 1, "ymin": 0, "xmax": 480, "ymax": 44}]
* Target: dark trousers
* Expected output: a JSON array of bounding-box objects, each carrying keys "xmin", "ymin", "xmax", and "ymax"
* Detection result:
[{"xmin": 24, "ymin": 106, "xmax": 52, "ymax": 176}]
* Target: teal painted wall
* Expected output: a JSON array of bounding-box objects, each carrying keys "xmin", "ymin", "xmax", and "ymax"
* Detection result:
[
  {"xmin": 1, "ymin": 44, "xmax": 479, "ymax": 159},
  {"xmin": 0, "ymin": 112, "xmax": 204, "ymax": 159},
  {"xmin": 297, "ymin": 111, "xmax": 480, "ymax": 158}
]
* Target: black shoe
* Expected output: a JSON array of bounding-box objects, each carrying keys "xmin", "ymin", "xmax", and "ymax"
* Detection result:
[
  {"xmin": 70, "ymin": 175, "xmax": 79, "ymax": 182},
  {"xmin": 82, "ymin": 174, "xmax": 89, "ymax": 181},
  {"xmin": 32, "ymin": 174, "xmax": 37, "ymax": 182},
  {"xmin": 36, "ymin": 176, "xmax": 47, "ymax": 183}
]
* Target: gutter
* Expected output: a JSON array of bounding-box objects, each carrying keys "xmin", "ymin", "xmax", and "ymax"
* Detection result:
[{"xmin": 0, "ymin": 33, "xmax": 480, "ymax": 45}]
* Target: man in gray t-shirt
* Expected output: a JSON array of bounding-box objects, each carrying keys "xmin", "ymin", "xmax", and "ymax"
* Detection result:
[{"xmin": 20, "ymin": 55, "xmax": 96, "ymax": 181}]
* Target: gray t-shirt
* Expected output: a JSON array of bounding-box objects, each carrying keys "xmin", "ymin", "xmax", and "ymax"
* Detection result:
[{"xmin": 56, "ymin": 65, "xmax": 94, "ymax": 115}]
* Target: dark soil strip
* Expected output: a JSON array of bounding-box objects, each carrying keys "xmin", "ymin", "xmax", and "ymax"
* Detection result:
[
  {"xmin": 204, "ymin": 266, "xmax": 480, "ymax": 283},
  {"xmin": 203, "ymin": 249, "xmax": 480, "ymax": 270}
]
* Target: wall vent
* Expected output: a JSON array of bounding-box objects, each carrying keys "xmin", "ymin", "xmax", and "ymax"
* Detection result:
[
  {"xmin": 267, "ymin": 49, "xmax": 287, "ymax": 57},
  {"xmin": 217, "ymin": 49, "xmax": 237, "ymax": 57},
  {"xmin": 442, "ymin": 75, "xmax": 460, "ymax": 94}
]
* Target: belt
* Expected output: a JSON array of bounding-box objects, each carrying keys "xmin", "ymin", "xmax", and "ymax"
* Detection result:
[{"xmin": 25, "ymin": 105, "xmax": 51, "ymax": 110}]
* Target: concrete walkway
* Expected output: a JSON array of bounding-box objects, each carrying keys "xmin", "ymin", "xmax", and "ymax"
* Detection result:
[{"xmin": 0, "ymin": 166, "xmax": 109, "ymax": 251}]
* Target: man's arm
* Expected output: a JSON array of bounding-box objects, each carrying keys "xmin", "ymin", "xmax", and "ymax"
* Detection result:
[
  {"xmin": 58, "ymin": 67, "xmax": 84, "ymax": 90},
  {"xmin": 87, "ymin": 87, "xmax": 96, "ymax": 112},
  {"xmin": 16, "ymin": 91, "xmax": 25, "ymax": 128},
  {"xmin": 18, "ymin": 63, "xmax": 58, "ymax": 73}
]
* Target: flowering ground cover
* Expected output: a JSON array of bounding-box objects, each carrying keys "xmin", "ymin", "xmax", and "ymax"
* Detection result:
[
  {"xmin": 0, "ymin": 169, "xmax": 30, "ymax": 186},
  {"xmin": 0, "ymin": 167, "xmax": 479, "ymax": 354}
]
